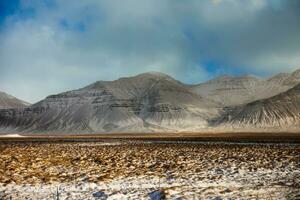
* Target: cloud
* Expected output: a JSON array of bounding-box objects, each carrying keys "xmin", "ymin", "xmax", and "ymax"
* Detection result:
[{"xmin": 0, "ymin": 0, "xmax": 299, "ymax": 103}]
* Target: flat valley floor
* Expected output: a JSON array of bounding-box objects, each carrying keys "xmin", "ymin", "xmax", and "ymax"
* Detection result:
[{"xmin": 0, "ymin": 138, "xmax": 299, "ymax": 199}]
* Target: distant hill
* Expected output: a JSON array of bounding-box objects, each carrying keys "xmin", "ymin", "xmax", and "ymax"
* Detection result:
[
  {"xmin": 190, "ymin": 69, "xmax": 300, "ymax": 106},
  {"xmin": 218, "ymin": 83, "xmax": 300, "ymax": 129},
  {"xmin": 0, "ymin": 91, "xmax": 30, "ymax": 109}
]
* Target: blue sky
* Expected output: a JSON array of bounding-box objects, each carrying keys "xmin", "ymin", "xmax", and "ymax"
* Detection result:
[{"xmin": 0, "ymin": 0, "xmax": 300, "ymax": 103}]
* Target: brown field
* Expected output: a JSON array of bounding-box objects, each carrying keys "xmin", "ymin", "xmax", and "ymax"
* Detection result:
[
  {"xmin": 1, "ymin": 132, "xmax": 300, "ymax": 143},
  {"xmin": 0, "ymin": 135, "xmax": 300, "ymax": 199}
]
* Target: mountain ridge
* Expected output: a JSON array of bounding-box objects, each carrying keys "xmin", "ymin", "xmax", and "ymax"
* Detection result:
[
  {"xmin": 0, "ymin": 69, "xmax": 299, "ymax": 133},
  {"xmin": 190, "ymin": 69, "xmax": 300, "ymax": 106},
  {"xmin": 0, "ymin": 91, "xmax": 30, "ymax": 109},
  {"xmin": 218, "ymin": 83, "xmax": 300, "ymax": 129},
  {"xmin": 0, "ymin": 72, "xmax": 219, "ymax": 133}
]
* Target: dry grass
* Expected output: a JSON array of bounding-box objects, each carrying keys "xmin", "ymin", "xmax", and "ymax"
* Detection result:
[{"xmin": 0, "ymin": 142, "xmax": 299, "ymax": 186}]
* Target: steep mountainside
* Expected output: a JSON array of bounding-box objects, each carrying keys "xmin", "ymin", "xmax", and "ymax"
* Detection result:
[
  {"xmin": 190, "ymin": 69, "xmax": 300, "ymax": 106},
  {"xmin": 1, "ymin": 70, "xmax": 300, "ymax": 133},
  {"xmin": 282, "ymin": 69, "xmax": 300, "ymax": 87},
  {"xmin": 218, "ymin": 83, "xmax": 300, "ymax": 128},
  {"xmin": 190, "ymin": 75, "xmax": 263, "ymax": 106},
  {"xmin": 0, "ymin": 72, "xmax": 219, "ymax": 133},
  {"xmin": 0, "ymin": 91, "xmax": 30, "ymax": 109}
]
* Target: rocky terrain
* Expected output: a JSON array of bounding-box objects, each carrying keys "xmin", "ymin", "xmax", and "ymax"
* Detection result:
[
  {"xmin": 0, "ymin": 142, "xmax": 299, "ymax": 199},
  {"xmin": 0, "ymin": 91, "xmax": 29, "ymax": 109},
  {"xmin": 0, "ymin": 72, "xmax": 220, "ymax": 133},
  {"xmin": 0, "ymin": 70, "xmax": 300, "ymax": 133},
  {"xmin": 220, "ymin": 83, "xmax": 300, "ymax": 128},
  {"xmin": 190, "ymin": 69, "xmax": 300, "ymax": 106}
]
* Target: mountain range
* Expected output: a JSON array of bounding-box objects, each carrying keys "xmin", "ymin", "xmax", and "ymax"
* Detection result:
[{"xmin": 0, "ymin": 70, "xmax": 299, "ymax": 133}]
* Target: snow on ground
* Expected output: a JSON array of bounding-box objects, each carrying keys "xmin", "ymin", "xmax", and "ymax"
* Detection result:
[
  {"xmin": 1, "ymin": 168, "xmax": 299, "ymax": 199},
  {"xmin": 0, "ymin": 134, "xmax": 25, "ymax": 137}
]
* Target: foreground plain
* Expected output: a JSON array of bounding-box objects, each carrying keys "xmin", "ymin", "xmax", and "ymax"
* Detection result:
[{"xmin": 0, "ymin": 135, "xmax": 300, "ymax": 199}]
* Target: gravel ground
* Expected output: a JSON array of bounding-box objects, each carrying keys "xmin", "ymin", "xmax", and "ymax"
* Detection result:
[{"xmin": 0, "ymin": 142, "xmax": 299, "ymax": 199}]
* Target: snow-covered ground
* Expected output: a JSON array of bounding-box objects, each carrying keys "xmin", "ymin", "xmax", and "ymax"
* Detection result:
[
  {"xmin": 1, "ymin": 170, "xmax": 299, "ymax": 200},
  {"xmin": 0, "ymin": 134, "xmax": 25, "ymax": 137}
]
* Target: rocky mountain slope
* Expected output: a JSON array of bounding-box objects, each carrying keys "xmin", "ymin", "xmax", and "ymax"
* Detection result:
[
  {"xmin": 0, "ymin": 91, "xmax": 30, "ymax": 109},
  {"xmin": 218, "ymin": 83, "xmax": 300, "ymax": 128},
  {"xmin": 190, "ymin": 69, "xmax": 300, "ymax": 106},
  {"xmin": 0, "ymin": 72, "xmax": 220, "ymax": 133},
  {"xmin": 0, "ymin": 70, "xmax": 299, "ymax": 133}
]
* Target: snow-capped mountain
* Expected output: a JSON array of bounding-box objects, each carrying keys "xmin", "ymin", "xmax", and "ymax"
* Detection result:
[{"xmin": 0, "ymin": 91, "xmax": 30, "ymax": 109}]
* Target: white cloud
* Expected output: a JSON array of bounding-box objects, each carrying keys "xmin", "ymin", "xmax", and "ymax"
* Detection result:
[{"xmin": 0, "ymin": 0, "xmax": 299, "ymax": 103}]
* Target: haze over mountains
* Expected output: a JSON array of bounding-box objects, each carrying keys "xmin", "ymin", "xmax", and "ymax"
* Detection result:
[{"xmin": 0, "ymin": 69, "xmax": 299, "ymax": 133}]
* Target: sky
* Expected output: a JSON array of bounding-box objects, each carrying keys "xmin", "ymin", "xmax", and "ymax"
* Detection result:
[{"xmin": 0, "ymin": 0, "xmax": 300, "ymax": 103}]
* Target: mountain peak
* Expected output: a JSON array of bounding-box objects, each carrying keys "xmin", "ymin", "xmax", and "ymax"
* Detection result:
[
  {"xmin": 141, "ymin": 71, "xmax": 169, "ymax": 76},
  {"xmin": 83, "ymin": 71, "xmax": 179, "ymax": 91},
  {"xmin": 134, "ymin": 71, "xmax": 174, "ymax": 80},
  {"xmin": 267, "ymin": 72, "xmax": 290, "ymax": 82},
  {"xmin": 207, "ymin": 75, "xmax": 233, "ymax": 83},
  {"xmin": 0, "ymin": 91, "xmax": 30, "ymax": 109},
  {"xmin": 237, "ymin": 74, "xmax": 262, "ymax": 80},
  {"xmin": 207, "ymin": 74, "xmax": 261, "ymax": 84},
  {"xmin": 0, "ymin": 91, "xmax": 14, "ymax": 99},
  {"xmin": 291, "ymin": 68, "xmax": 300, "ymax": 77}
]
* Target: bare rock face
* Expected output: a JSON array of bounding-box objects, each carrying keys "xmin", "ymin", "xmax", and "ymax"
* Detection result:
[
  {"xmin": 190, "ymin": 69, "xmax": 300, "ymax": 106},
  {"xmin": 282, "ymin": 69, "xmax": 300, "ymax": 87},
  {"xmin": 1, "ymin": 69, "xmax": 300, "ymax": 133},
  {"xmin": 0, "ymin": 91, "xmax": 30, "ymax": 109},
  {"xmin": 219, "ymin": 83, "xmax": 300, "ymax": 128},
  {"xmin": 190, "ymin": 75, "xmax": 263, "ymax": 106},
  {"xmin": 0, "ymin": 72, "xmax": 219, "ymax": 133}
]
